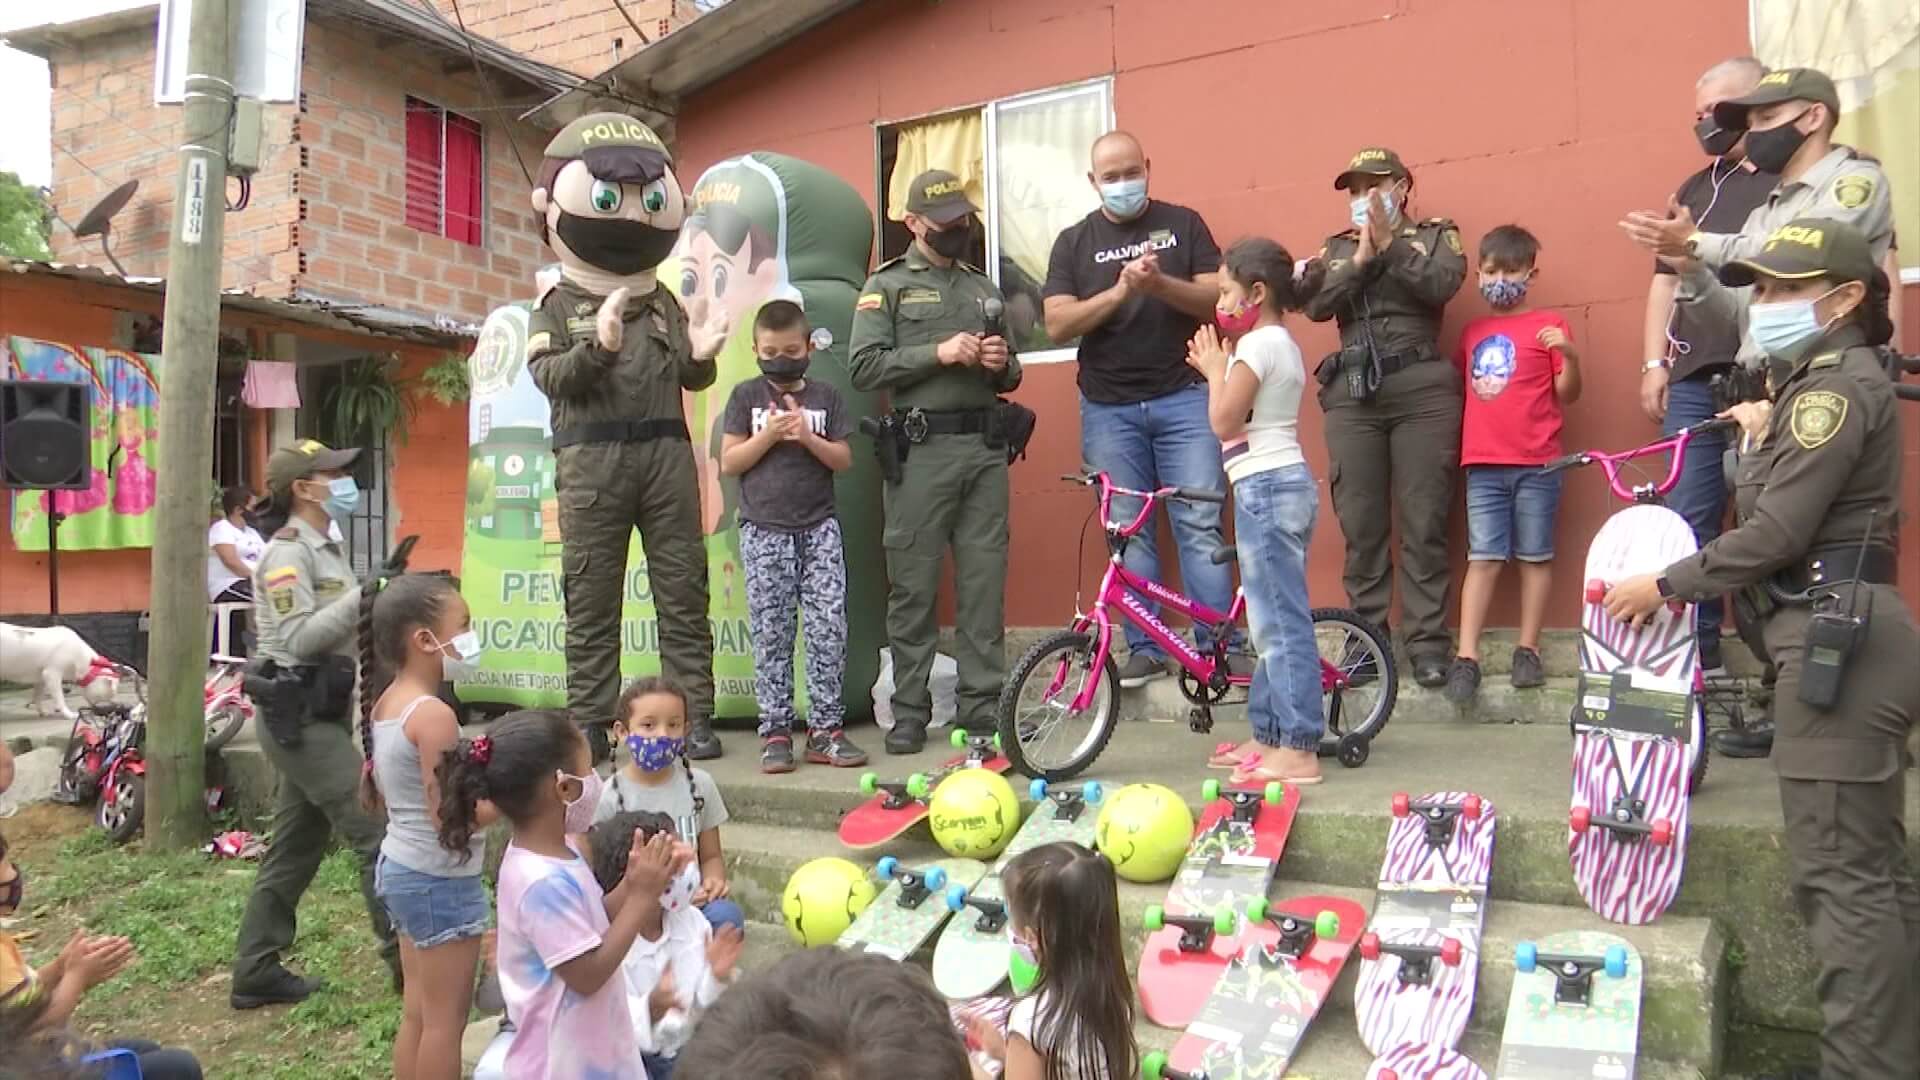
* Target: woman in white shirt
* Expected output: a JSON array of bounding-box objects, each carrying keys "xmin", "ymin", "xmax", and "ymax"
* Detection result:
[
  {"xmin": 1186, "ymin": 238, "xmax": 1329, "ymax": 785},
  {"xmin": 207, "ymin": 486, "xmax": 265, "ymax": 654}
]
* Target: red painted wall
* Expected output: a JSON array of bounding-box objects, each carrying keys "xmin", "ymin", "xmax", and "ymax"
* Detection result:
[{"xmin": 674, "ymin": 0, "xmax": 1920, "ymax": 630}]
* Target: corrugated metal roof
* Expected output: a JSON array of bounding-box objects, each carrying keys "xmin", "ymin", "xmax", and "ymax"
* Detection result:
[{"xmin": 1, "ymin": 257, "xmax": 481, "ymax": 345}]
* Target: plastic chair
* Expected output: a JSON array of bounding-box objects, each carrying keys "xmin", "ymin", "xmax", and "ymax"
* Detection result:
[
  {"xmin": 209, "ymin": 601, "xmax": 250, "ymax": 664},
  {"xmin": 81, "ymin": 1048, "xmax": 143, "ymax": 1079}
]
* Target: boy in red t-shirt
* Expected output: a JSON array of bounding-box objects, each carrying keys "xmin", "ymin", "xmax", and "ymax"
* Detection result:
[{"xmin": 1446, "ymin": 225, "xmax": 1582, "ymax": 703}]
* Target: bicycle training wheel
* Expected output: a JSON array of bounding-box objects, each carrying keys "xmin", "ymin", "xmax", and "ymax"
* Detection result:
[
  {"xmin": 996, "ymin": 630, "xmax": 1120, "ymax": 781},
  {"xmin": 1313, "ymin": 608, "xmax": 1397, "ymax": 743}
]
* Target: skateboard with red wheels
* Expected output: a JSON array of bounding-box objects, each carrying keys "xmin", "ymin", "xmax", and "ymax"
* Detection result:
[
  {"xmin": 1366, "ymin": 1044, "xmax": 1491, "ymax": 1080},
  {"xmin": 1570, "ymin": 504, "xmax": 1702, "ymax": 925},
  {"xmin": 1495, "ymin": 931, "xmax": 1643, "ymax": 1079},
  {"xmin": 837, "ymin": 730, "xmax": 1010, "ymax": 850},
  {"xmin": 1136, "ymin": 779, "xmax": 1301, "ymax": 1029},
  {"xmin": 1355, "ymin": 791, "xmax": 1497, "ymax": 1056},
  {"xmin": 1161, "ymin": 894, "xmax": 1368, "ymax": 1078}
]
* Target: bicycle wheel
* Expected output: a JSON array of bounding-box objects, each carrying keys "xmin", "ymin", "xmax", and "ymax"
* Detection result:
[
  {"xmin": 996, "ymin": 630, "xmax": 1120, "ymax": 781},
  {"xmin": 1313, "ymin": 608, "xmax": 1397, "ymax": 741}
]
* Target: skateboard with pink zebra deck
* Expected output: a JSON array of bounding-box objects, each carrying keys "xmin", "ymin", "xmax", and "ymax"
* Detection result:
[
  {"xmin": 1570, "ymin": 504, "xmax": 1702, "ymax": 925},
  {"xmin": 1367, "ymin": 1044, "xmax": 1491, "ymax": 1080},
  {"xmin": 1354, "ymin": 791, "xmax": 1497, "ymax": 1058}
]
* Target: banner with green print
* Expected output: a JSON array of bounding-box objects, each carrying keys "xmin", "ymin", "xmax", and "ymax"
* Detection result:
[
  {"xmin": 6, "ymin": 337, "xmax": 161, "ymax": 551},
  {"xmin": 459, "ymin": 152, "xmax": 883, "ymax": 720}
]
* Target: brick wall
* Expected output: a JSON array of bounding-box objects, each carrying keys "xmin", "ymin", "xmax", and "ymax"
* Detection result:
[
  {"xmin": 287, "ymin": 17, "xmax": 557, "ymax": 324},
  {"xmin": 427, "ymin": 0, "xmax": 695, "ymax": 79},
  {"xmin": 45, "ymin": 19, "xmax": 301, "ymax": 294}
]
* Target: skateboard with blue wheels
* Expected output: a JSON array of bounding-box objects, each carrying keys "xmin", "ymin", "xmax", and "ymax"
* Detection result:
[
  {"xmin": 1495, "ymin": 930, "xmax": 1642, "ymax": 1079},
  {"xmin": 1165, "ymin": 894, "xmax": 1368, "ymax": 1078},
  {"xmin": 839, "ymin": 729, "xmax": 1010, "ymax": 850},
  {"xmin": 1137, "ymin": 779, "xmax": 1301, "ymax": 1028},
  {"xmin": 834, "ymin": 855, "xmax": 986, "ymax": 962},
  {"xmin": 930, "ymin": 778, "xmax": 1105, "ymax": 998}
]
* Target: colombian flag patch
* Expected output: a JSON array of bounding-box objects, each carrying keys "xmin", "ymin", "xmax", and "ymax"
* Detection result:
[{"xmin": 856, "ymin": 293, "xmax": 885, "ymax": 312}]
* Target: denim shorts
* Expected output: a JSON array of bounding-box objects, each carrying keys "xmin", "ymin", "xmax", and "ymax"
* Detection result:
[
  {"xmin": 1465, "ymin": 465, "xmax": 1563, "ymax": 563},
  {"xmin": 374, "ymin": 854, "xmax": 491, "ymax": 948}
]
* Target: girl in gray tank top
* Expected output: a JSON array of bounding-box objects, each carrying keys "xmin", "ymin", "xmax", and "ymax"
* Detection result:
[{"xmin": 359, "ymin": 574, "xmax": 493, "ymax": 1079}]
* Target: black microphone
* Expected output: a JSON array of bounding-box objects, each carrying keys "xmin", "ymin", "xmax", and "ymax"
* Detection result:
[{"xmin": 982, "ymin": 297, "xmax": 1005, "ymax": 341}]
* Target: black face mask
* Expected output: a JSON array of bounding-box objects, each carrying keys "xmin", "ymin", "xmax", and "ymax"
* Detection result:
[
  {"xmin": 1694, "ymin": 116, "xmax": 1741, "ymax": 158},
  {"xmin": 924, "ymin": 219, "xmax": 975, "ymax": 260},
  {"xmin": 1744, "ymin": 112, "xmax": 1812, "ymax": 174},
  {"xmin": 554, "ymin": 211, "xmax": 680, "ymax": 276},
  {"xmin": 759, "ymin": 357, "xmax": 809, "ymax": 383}
]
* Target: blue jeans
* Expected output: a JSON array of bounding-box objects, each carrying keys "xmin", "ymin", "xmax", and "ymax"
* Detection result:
[
  {"xmin": 373, "ymin": 854, "xmax": 491, "ymax": 948},
  {"xmin": 702, "ymin": 897, "xmax": 746, "ymax": 934},
  {"xmin": 1465, "ymin": 466, "xmax": 1563, "ymax": 563},
  {"xmin": 1232, "ymin": 464, "xmax": 1323, "ymax": 751},
  {"xmin": 1080, "ymin": 384, "xmax": 1243, "ymax": 657},
  {"xmin": 1663, "ymin": 376, "xmax": 1728, "ymax": 653}
]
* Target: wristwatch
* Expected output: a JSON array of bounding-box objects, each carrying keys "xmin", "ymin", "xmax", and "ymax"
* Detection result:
[
  {"xmin": 1655, "ymin": 575, "xmax": 1676, "ymax": 600},
  {"xmin": 1642, "ymin": 357, "xmax": 1668, "ymax": 372}
]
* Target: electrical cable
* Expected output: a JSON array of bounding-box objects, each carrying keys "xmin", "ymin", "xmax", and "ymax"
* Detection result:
[{"xmin": 445, "ymin": 0, "xmax": 535, "ymax": 187}]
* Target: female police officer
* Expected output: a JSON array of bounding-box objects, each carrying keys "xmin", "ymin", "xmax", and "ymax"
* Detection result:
[
  {"xmin": 1303, "ymin": 148, "xmax": 1467, "ymax": 688},
  {"xmin": 229, "ymin": 440, "xmax": 398, "ymax": 1009},
  {"xmin": 1605, "ymin": 217, "xmax": 1917, "ymax": 1080}
]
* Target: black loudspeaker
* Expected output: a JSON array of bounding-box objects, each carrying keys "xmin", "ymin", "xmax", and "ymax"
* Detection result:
[{"xmin": 0, "ymin": 379, "xmax": 92, "ymax": 490}]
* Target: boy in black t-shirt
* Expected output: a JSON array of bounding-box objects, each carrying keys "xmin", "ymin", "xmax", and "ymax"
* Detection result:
[{"xmin": 720, "ymin": 300, "xmax": 867, "ymax": 773}]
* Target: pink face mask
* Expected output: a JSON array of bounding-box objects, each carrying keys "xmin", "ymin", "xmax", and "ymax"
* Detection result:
[{"xmin": 1214, "ymin": 298, "xmax": 1260, "ymax": 338}]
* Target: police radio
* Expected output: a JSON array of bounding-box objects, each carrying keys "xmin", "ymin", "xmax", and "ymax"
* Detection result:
[{"xmin": 1797, "ymin": 510, "xmax": 1877, "ymax": 711}]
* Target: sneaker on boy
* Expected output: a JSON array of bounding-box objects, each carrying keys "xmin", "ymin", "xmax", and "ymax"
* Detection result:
[
  {"xmin": 806, "ymin": 730, "xmax": 868, "ymax": 768},
  {"xmin": 760, "ymin": 735, "xmax": 796, "ymax": 775}
]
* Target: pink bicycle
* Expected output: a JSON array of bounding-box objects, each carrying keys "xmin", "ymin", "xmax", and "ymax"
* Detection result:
[{"xmin": 995, "ymin": 469, "xmax": 1398, "ymax": 779}]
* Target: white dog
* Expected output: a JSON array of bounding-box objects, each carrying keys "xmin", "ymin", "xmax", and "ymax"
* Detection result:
[{"xmin": 0, "ymin": 623, "xmax": 120, "ymax": 719}]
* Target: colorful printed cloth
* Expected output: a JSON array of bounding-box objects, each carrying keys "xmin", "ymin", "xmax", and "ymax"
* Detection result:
[{"xmin": 5, "ymin": 337, "xmax": 160, "ymax": 551}]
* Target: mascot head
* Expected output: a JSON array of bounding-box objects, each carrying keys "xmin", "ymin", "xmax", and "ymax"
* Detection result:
[{"xmin": 533, "ymin": 113, "xmax": 687, "ymax": 292}]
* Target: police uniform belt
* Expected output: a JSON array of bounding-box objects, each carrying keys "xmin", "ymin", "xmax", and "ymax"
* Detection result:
[
  {"xmin": 1781, "ymin": 545, "xmax": 1897, "ymax": 592},
  {"xmin": 896, "ymin": 407, "xmax": 993, "ymax": 439},
  {"xmin": 1372, "ymin": 348, "xmax": 1439, "ymax": 377},
  {"xmin": 550, "ymin": 418, "xmax": 691, "ymax": 450}
]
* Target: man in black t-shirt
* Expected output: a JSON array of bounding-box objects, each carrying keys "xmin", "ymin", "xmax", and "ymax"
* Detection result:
[
  {"xmin": 1638, "ymin": 57, "xmax": 1777, "ymax": 681},
  {"xmin": 1043, "ymin": 131, "xmax": 1244, "ymax": 685}
]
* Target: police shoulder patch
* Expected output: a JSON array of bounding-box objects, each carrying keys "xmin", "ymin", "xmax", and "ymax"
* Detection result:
[
  {"xmin": 1789, "ymin": 389, "xmax": 1848, "ymax": 450},
  {"xmin": 856, "ymin": 293, "xmax": 886, "ymax": 312},
  {"xmin": 1831, "ymin": 173, "xmax": 1875, "ymax": 210},
  {"xmin": 527, "ymin": 331, "xmax": 553, "ymax": 356},
  {"xmin": 267, "ymin": 582, "xmax": 296, "ymax": 615},
  {"xmin": 1442, "ymin": 227, "xmax": 1463, "ymax": 255}
]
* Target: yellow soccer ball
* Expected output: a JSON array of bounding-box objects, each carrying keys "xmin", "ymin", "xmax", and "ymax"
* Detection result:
[
  {"xmin": 781, "ymin": 857, "xmax": 877, "ymax": 947},
  {"xmin": 1096, "ymin": 783, "xmax": 1194, "ymax": 883},
  {"xmin": 927, "ymin": 768, "xmax": 1021, "ymax": 859}
]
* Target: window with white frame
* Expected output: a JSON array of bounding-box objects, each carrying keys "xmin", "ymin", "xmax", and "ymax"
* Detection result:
[{"xmin": 876, "ymin": 78, "xmax": 1113, "ymax": 362}]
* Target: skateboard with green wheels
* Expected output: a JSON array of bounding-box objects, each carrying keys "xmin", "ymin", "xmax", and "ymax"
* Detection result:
[
  {"xmin": 837, "ymin": 729, "xmax": 1011, "ymax": 850},
  {"xmin": 834, "ymin": 855, "xmax": 987, "ymax": 962},
  {"xmin": 1494, "ymin": 931, "xmax": 1642, "ymax": 1079},
  {"xmin": 931, "ymin": 779, "xmax": 1105, "ymax": 999},
  {"xmin": 1137, "ymin": 778, "xmax": 1301, "ymax": 1028},
  {"xmin": 1164, "ymin": 894, "xmax": 1368, "ymax": 1078}
]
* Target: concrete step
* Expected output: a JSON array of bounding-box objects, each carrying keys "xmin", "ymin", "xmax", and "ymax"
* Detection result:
[{"xmin": 722, "ymin": 822, "xmax": 1724, "ymax": 1075}]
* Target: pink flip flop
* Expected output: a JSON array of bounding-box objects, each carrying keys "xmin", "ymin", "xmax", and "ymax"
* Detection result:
[
  {"xmin": 1230, "ymin": 763, "xmax": 1325, "ymax": 787},
  {"xmin": 1208, "ymin": 743, "xmax": 1260, "ymax": 771}
]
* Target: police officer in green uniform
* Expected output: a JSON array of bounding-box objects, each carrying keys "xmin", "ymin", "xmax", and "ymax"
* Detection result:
[
  {"xmin": 1304, "ymin": 148, "xmax": 1467, "ymax": 688},
  {"xmin": 525, "ymin": 112, "xmax": 722, "ymax": 760},
  {"xmin": 1605, "ymin": 218, "xmax": 1917, "ymax": 1080},
  {"xmin": 230, "ymin": 440, "xmax": 398, "ymax": 1008},
  {"xmin": 850, "ymin": 170, "xmax": 1023, "ymax": 753}
]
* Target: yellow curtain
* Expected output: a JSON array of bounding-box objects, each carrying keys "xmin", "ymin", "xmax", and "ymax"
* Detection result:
[
  {"xmin": 1751, "ymin": 0, "xmax": 1920, "ymax": 273},
  {"xmin": 887, "ymin": 110, "xmax": 986, "ymax": 222}
]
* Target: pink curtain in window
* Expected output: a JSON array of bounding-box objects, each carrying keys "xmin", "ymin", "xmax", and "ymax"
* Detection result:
[
  {"xmin": 404, "ymin": 101, "xmax": 442, "ymax": 234},
  {"xmin": 444, "ymin": 113, "xmax": 483, "ymax": 246}
]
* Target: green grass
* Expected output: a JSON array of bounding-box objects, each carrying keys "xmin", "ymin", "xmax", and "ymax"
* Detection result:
[{"xmin": 21, "ymin": 813, "xmax": 401, "ymax": 1079}]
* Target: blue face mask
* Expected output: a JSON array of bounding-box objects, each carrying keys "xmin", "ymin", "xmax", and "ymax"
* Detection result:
[
  {"xmin": 319, "ymin": 476, "xmax": 360, "ymax": 523},
  {"xmin": 1747, "ymin": 287, "xmax": 1839, "ymax": 363},
  {"xmin": 627, "ymin": 733, "xmax": 685, "ymax": 772},
  {"xmin": 1350, "ymin": 188, "xmax": 1398, "ymax": 228},
  {"xmin": 1480, "ymin": 277, "xmax": 1529, "ymax": 309},
  {"xmin": 1098, "ymin": 177, "xmax": 1148, "ymax": 220}
]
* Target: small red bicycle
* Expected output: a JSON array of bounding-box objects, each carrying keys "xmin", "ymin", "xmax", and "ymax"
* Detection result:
[{"xmin": 995, "ymin": 469, "xmax": 1397, "ymax": 779}]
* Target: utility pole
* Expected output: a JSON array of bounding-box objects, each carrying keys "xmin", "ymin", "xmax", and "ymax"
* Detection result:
[{"xmin": 148, "ymin": 0, "xmax": 233, "ymax": 852}]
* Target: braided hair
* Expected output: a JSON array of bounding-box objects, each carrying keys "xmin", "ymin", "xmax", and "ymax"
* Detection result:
[
  {"xmin": 436, "ymin": 709, "xmax": 582, "ymax": 860},
  {"xmin": 357, "ymin": 573, "xmax": 459, "ymax": 810},
  {"xmin": 617, "ymin": 675, "xmax": 704, "ymax": 818}
]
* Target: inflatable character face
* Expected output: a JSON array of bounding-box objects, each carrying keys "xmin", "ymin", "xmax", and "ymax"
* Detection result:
[
  {"xmin": 678, "ymin": 205, "xmax": 785, "ymax": 361},
  {"xmin": 532, "ymin": 113, "xmax": 688, "ymax": 288}
]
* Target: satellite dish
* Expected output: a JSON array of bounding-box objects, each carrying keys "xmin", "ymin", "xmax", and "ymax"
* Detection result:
[{"xmin": 73, "ymin": 181, "xmax": 139, "ymax": 276}]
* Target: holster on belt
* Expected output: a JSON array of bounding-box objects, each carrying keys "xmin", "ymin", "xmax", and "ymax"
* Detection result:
[
  {"xmin": 858, "ymin": 415, "xmax": 906, "ymax": 485},
  {"xmin": 985, "ymin": 399, "xmax": 1038, "ymax": 464},
  {"xmin": 244, "ymin": 658, "xmax": 310, "ymax": 750},
  {"xmin": 310, "ymin": 655, "xmax": 356, "ymax": 726}
]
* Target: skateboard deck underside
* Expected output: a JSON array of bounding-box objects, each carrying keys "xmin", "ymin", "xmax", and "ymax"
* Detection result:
[
  {"xmin": 1368, "ymin": 1043, "xmax": 1491, "ymax": 1080},
  {"xmin": 837, "ymin": 756, "xmax": 1011, "ymax": 850},
  {"xmin": 1170, "ymin": 895, "xmax": 1368, "ymax": 1079},
  {"xmin": 1138, "ymin": 786, "xmax": 1301, "ymax": 1028},
  {"xmin": 1573, "ymin": 507, "xmax": 1697, "ymax": 925},
  {"xmin": 1358, "ymin": 792, "xmax": 1498, "ymax": 1057},
  {"xmin": 930, "ymin": 791, "xmax": 1102, "ymax": 999},
  {"xmin": 1494, "ymin": 930, "xmax": 1643, "ymax": 1080},
  {"xmin": 837, "ymin": 858, "xmax": 986, "ymax": 961}
]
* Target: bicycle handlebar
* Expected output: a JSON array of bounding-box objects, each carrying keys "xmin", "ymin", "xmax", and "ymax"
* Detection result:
[
  {"xmin": 1067, "ymin": 469, "xmax": 1226, "ymax": 537},
  {"xmin": 1896, "ymin": 383, "xmax": 1920, "ymax": 402},
  {"xmin": 1551, "ymin": 417, "xmax": 1739, "ymax": 502}
]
